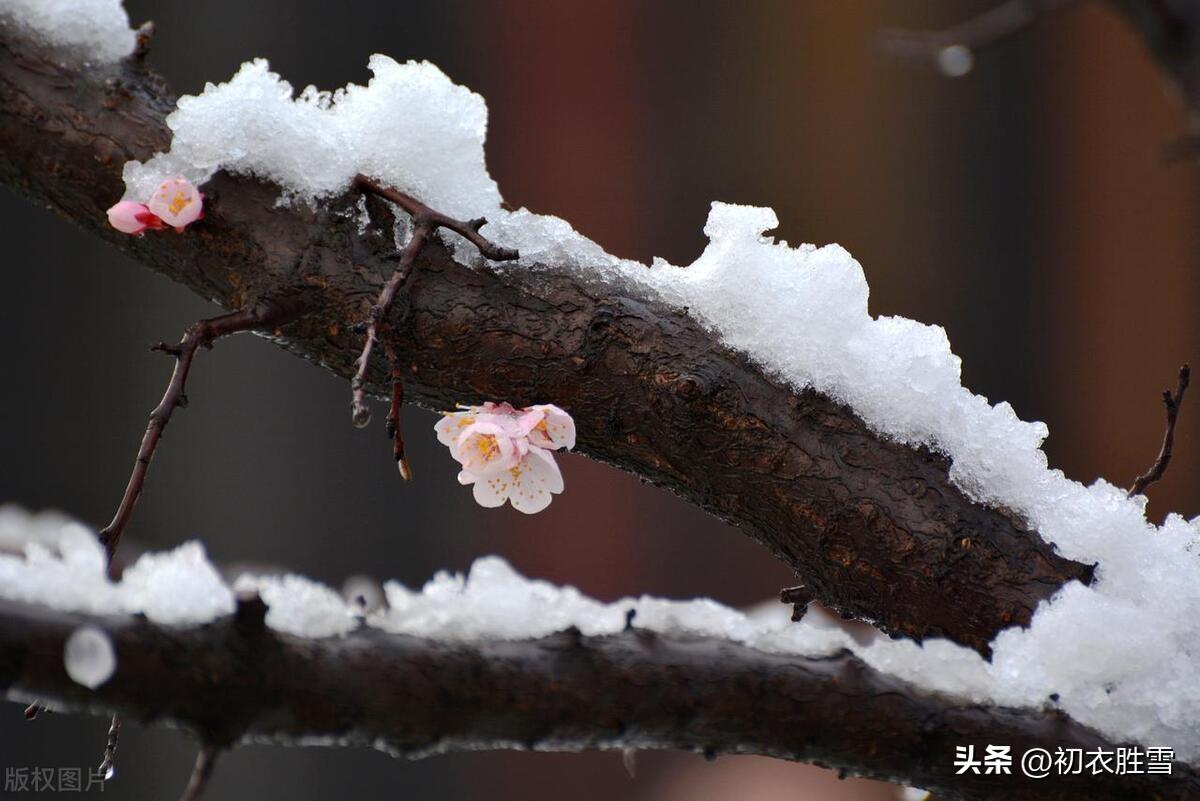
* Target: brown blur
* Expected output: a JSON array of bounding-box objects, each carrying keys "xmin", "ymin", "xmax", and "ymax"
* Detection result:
[{"xmin": 0, "ymin": 2, "xmax": 1195, "ymax": 800}]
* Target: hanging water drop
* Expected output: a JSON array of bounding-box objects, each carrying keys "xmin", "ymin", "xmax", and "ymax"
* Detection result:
[{"xmin": 63, "ymin": 626, "xmax": 116, "ymax": 689}]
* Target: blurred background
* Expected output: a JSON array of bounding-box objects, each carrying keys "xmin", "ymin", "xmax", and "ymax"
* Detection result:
[{"xmin": 2, "ymin": 1, "xmax": 1197, "ymax": 799}]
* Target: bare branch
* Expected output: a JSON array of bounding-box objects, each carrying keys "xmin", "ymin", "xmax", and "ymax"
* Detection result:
[
  {"xmin": 348, "ymin": 174, "xmax": 518, "ymax": 434},
  {"xmin": 98, "ymin": 303, "xmax": 303, "ymax": 561},
  {"xmin": 1128, "ymin": 364, "xmax": 1191, "ymax": 497},
  {"xmin": 97, "ymin": 713, "xmax": 121, "ymax": 782},
  {"xmin": 385, "ymin": 345, "xmax": 411, "ymax": 479},
  {"xmin": 178, "ymin": 744, "xmax": 219, "ymax": 801}
]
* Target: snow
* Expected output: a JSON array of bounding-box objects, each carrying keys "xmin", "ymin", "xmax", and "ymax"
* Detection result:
[
  {"xmin": 234, "ymin": 573, "xmax": 358, "ymax": 637},
  {"xmin": 123, "ymin": 57, "xmax": 501, "ymax": 221},
  {"xmin": 0, "ymin": 0, "xmax": 134, "ymax": 62},
  {"xmin": 63, "ymin": 626, "xmax": 116, "ymax": 689},
  {"xmin": 3, "ymin": 505, "xmax": 1200, "ymax": 761},
  {"xmin": 0, "ymin": 506, "xmax": 233, "ymax": 625}
]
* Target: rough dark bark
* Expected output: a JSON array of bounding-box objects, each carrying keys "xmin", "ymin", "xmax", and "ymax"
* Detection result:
[
  {"xmin": 0, "ymin": 27, "xmax": 1098, "ymax": 657},
  {"xmin": 2, "ymin": 597, "xmax": 1197, "ymax": 801}
]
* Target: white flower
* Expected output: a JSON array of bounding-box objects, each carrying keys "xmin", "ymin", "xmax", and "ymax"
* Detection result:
[{"xmin": 436, "ymin": 402, "xmax": 575, "ymax": 513}]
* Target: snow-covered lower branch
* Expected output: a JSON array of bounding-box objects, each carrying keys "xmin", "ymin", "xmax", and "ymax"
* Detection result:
[{"xmin": 1, "ymin": 591, "xmax": 1198, "ymax": 801}]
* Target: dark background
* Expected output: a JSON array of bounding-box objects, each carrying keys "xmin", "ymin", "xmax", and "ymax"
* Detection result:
[{"xmin": 2, "ymin": 2, "xmax": 1197, "ymax": 799}]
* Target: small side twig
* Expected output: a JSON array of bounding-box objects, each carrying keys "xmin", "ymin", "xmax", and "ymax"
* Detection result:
[
  {"xmin": 878, "ymin": 0, "xmax": 1077, "ymax": 77},
  {"xmin": 92, "ymin": 300, "xmax": 299, "ymax": 778},
  {"xmin": 348, "ymin": 174, "xmax": 517, "ymax": 435},
  {"xmin": 1128, "ymin": 364, "xmax": 1190, "ymax": 498},
  {"xmin": 384, "ymin": 346, "xmax": 410, "ymax": 480},
  {"xmin": 97, "ymin": 713, "xmax": 121, "ymax": 781},
  {"xmin": 178, "ymin": 743, "xmax": 220, "ymax": 801},
  {"xmin": 98, "ymin": 302, "xmax": 300, "ymax": 561},
  {"xmin": 780, "ymin": 585, "xmax": 814, "ymax": 622}
]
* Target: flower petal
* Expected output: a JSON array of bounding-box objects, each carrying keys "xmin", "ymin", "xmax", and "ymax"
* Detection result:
[
  {"xmin": 525, "ymin": 404, "xmax": 576, "ymax": 450},
  {"xmin": 106, "ymin": 201, "xmax": 153, "ymax": 235},
  {"xmin": 456, "ymin": 421, "xmax": 519, "ymax": 476},
  {"xmin": 524, "ymin": 446, "xmax": 565, "ymax": 494},
  {"xmin": 472, "ymin": 473, "xmax": 510, "ymax": 508},
  {"xmin": 508, "ymin": 447, "xmax": 563, "ymax": 514}
]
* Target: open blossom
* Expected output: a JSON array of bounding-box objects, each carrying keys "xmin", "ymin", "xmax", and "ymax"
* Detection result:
[
  {"xmin": 148, "ymin": 176, "xmax": 204, "ymax": 231},
  {"xmin": 106, "ymin": 201, "xmax": 165, "ymax": 235},
  {"xmin": 435, "ymin": 403, "xmax": 575, "ymax": 514},
  {"xmin": 106, "ymin": 176, "xmax": 204, "ymax": 236}
]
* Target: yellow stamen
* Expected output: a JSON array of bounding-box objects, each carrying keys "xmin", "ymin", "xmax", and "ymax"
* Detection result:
[{"xmin": 167, "ymin": 191, "xmax": 190, "ymax": 216}]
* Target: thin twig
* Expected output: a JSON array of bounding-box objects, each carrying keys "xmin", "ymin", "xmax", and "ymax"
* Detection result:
[
  {"xmin": 348, "ymin": 225, "xmax": 428, "ymax": 428},
  {"xmin": 779, "ymin": 585, "xmax": 814, "ymax": 622},
  {"xmin": 178, "ymin": 744, "xmax": 220, "ymax": 801},
  {"xmin": 878, "ymin": 0, "xmax": 1078, "ymax": 77},
  {"xmin": 98, "ymin": 303, "xmax": 299, "ymax": 561},
  {"xmin": 92, "ymin": 300, "xmax": 299, "ymax": 778},
  {"xmin": 384, "ymin": 346, "xmax": 411, "ymax": 480},
  {"xmin": 348, "ymin": 174, "xmax": 517, "ymax": 431},
  {"xmin": 1128, "ymin": 364, "xmax": 1190, "ymax": 497},
  {"xmin": 97, "ymin": 713, "xmax": 121, "ymax": 781}
]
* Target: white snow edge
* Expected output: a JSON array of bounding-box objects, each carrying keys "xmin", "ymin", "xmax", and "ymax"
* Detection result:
[{"xmin": 1, "ymin": 505, "xmax": 1198, "ymax": 764}]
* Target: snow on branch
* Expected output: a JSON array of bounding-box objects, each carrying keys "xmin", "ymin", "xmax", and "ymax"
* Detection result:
[
  {"xmin": 0, "ymin": 8, "xmax": 1096, "ymax": 658},
  {"xmin": 2, "ymin": 565, "xmax": 1200, "ymax": 801}
]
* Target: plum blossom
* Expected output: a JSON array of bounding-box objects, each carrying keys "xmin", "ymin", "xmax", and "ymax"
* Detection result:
[
  {"xmin": 147, "ymin": 176, "xmax": 204, "ymax": 230},
  {"xmin": 105, "ymin": 201, "xmax": 164, "ymax": 235},
  {"xmin": 106, "ymin": 176, "xmax": 204, "ymax": 235},
  {"xmin": 435, "ymin": 403, "xmax": 575, "ymax": 514}
]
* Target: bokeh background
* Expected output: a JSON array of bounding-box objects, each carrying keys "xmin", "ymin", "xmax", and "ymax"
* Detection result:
[{"xmin": 2, "ymin": 1, "xmax": 1197, "ymax": 799}]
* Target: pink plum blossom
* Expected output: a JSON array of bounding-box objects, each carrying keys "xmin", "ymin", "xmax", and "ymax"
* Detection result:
[
  {"xmin": 523, "ymin": 404, "xmax": 576, "ymax": 450},
  {"xmin": 454, "ymin": 420, "xmax": 522, "ymax": 477},
  {"xmin": 458, "ymin": 444, "xmax": 564, "ymax": 514},
  {"xmin": 147, "ymin": 176, "xmax": 204, "ymax": 231},
  {"xmin": 106, "ymin": 201, "xmax": 165, "ymax": 235},
  {"xmin": 436, "ymin": 402, "xmax": 575, "ymax": 513}
]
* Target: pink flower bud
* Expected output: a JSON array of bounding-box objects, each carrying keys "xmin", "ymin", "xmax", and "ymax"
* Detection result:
[{"xmin": 106, "ymin": 201, "xmax": 164, "ymax": 235}]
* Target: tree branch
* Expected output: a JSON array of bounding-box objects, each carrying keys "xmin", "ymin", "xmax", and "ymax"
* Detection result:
[
  {"xmin": 99, "ymin": 303, "xmax": 302, "ymax": 561},
  {"xmin": 1, "ymin": 597, "xmax": 1197, "ymax": 801},
  {"xmin": 1128, "ymin": 364, "xmax": 1190, "ymax": 497},
  {"xmin": 0, "ymin": 27, "xmax": 1096, "ymax": 656}
]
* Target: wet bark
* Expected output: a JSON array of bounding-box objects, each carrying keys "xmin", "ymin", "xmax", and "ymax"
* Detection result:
[{"xmin": 2, "ymin": 597, "xmax": 1197, "ymax": 801}]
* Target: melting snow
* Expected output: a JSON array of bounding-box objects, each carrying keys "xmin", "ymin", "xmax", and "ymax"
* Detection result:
[
  {"xmin": 0, "ymin": 0, "xmax": 134, "ymax": 62},
  {"xmin": 3, "ymin": 506, "xmax": 1199, "ymax": 761}
]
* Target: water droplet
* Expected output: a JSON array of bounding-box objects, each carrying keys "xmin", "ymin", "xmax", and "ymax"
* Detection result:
[
  {"xmin": 63, "ymin": 626, "xmax": 116, "ymax": 690},
  {"xmin": 937, "ymin": 44, "xmax": 974, "ymax": 77}
]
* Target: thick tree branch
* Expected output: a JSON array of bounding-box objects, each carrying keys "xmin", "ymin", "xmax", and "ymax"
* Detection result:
[
  {"xmin": 2, "ymin": 598, "xmax": 1198, "ymax": 801},
  {"xmin": 0, "ymin": 29, "xmax": 1096, "ymax": 656}
]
